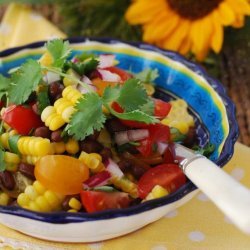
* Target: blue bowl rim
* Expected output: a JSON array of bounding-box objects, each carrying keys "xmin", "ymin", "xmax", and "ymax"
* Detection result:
[{"xmin": 0, "ymin": 37, "xmax": 239, "ymax": 223}]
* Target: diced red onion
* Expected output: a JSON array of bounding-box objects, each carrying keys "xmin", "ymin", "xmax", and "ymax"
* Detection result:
[
  {"xmin": 77, "ymin": 75, "xmax": 97, "ymax": 93},
  {"xmin": 115, "ymin": 129, "xmax": 149, "ymax": 146},
  {"xmin": 157, "ymin": 142, "xmax": 169, "ymax": 155},
  {"xmin": 97, "ymin": 69, "xmax": 121, "ymax": 82},
  {"xmin": 71, "ymin": 57, "xmax": 80, "ymax": 63},
  {"xmin": 43, "ymin": 72, "xmax": 60, "ymax": 84},
  {"xmin": 83, "ymin": 171, "xmax": 111, "ymax": 189},
  {"xmin": 106, "ymin": 158, "xmax": 124, "ymax": 178},
  {"xmin": 98, "ymin": 54, "xmax": 115, "ymax": 69}
]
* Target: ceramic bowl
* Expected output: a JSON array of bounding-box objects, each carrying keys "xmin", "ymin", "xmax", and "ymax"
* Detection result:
[{"xmin": 0, "ymin": 38, "xmax": 239, "ymax": 242}]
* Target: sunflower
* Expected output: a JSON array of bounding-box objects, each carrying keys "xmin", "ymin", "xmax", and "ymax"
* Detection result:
[{"xmin": 125, "ymin": 0, "xmax": 250, "ymax": 60}]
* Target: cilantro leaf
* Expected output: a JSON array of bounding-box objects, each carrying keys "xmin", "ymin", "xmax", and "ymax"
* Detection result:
[
  {"xmin": 9, "ymin": 60, "xmax": 42, "ymax": 105},
  {"xmin": 102, "ymin": 85, "xmax": 121, "ymax": 104},
  {"xmin": 46, "ymin": 39, "xmax": 71, "ymax": 68},
  {"xmin": 0, "ymin": 74, "xmax": 10, "ymax": 100},
  {"xmin": 140, "ymin": 98, "xmax": 154, "ymax": 115},
  {"xmin": 66, "ymin": 92, "xmax": 106, "ymax": 140},
  {"xmin": 37, "ymin": 86, "xmax": 50, "ymax": 114},
  {"xmin": 110, "ymin": 108, "xmax": 158, "ymax": 124},
  {"xmin": 0, "ymin": 147, "xmax": 6, "ymax": 172},
  {"xmin": 134, "ymin": 68, "xmax": 159, "ymax": 83},
  {"xmin": 67, "ymin": 58, "xmax": 99, "ymax": 76},
  {"xmin": 117, "ymin": 79, "xmax": 148, "ymax": 112},
  {"xmin": 76, "ymin": 53, "xmax": 96, "ymax": 62}
]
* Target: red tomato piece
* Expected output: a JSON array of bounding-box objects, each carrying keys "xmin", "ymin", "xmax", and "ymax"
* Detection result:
[
  {"xmin": 137, "ymin": 138, "xmax": 153, "ymax": 157},
  {"xmin": 163, "ymin": 144, "xmax": 176, "ymax": 164},
  {"xmin": 148, "ymin": 123, "xmax": 170, "ymax": 142},
  {"xmin": 80, "ymin": 190, "xmax": 130, "ymax": 213},
  {"xmin": 104, "ymin": 66, "xmax": 133, "ymax": 82},
  {"xmin": 2, "ymin": 105, "xmax": 43, "ymax": 135},
  {"xmin": 138, "ymin": 164, "xmax": 186, "ymax": 199},
  {"xmin": 154, "ymin": 99, "xmax": 171, "ymax": 119}
]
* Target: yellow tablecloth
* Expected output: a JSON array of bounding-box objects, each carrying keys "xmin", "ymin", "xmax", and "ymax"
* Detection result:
[{"xmin": 0, "ymin": 4, "xmax": 250, "ymax": 250}]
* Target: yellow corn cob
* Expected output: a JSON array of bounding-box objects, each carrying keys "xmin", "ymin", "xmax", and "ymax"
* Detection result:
[
  {"xmin": 22, "ymin": 155, "xmax": 41, "ymax": 165},
  {"xmin": 0, "ymin": 192, "xmax": 11, "ymax": 206},
  {"xmin": 17, "ymin": 180, "xmax": 65, "ymax": 212},
  {"xmin": 68, "ymin": 197, "xmax": 82, "ymax": 211},
  {"xmin": 111, "ymin": 176, "xmax": 138, "ymax": 198},
  {"xmin": 39, "ymin": 51, "xmax": 53, "ymax": 67},
  {"xmin": 161, "ymin": 99, "xmax": 194, "ymax": 135},
  {"xmin": 18, "ymin": 137, "xmax": 51, "ymax": 156},
  {"xmin": 79, "ymin": 151, "xmax": 105, "ymax": 173},
  {"xmin": 0, "ymin": 130, "xmax": 18, "ymax": 150},
  {"xmin": 62, "ymin": 85, "xmax": 82, "ymax": 105},
  {"xmin": 41, "ymin": 106, "xmax": 65, "ymax": 131},
  {"xmin": 145, "ymin": 185, "xmax": 169, "ymax": 201},
  {"xmin": 65, "ymin": 139, "xmax": 79, "ymax": 154}
]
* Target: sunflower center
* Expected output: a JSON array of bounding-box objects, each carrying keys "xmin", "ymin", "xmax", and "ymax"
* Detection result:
[{"xmin": 167, "ymin": 0, "xmax": 223, "ymax": 20}]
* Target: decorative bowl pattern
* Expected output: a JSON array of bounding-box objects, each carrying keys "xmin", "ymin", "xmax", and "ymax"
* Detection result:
[{"xmin": 0, "ymin": 38, "xmax": 239, "ymax": 242}]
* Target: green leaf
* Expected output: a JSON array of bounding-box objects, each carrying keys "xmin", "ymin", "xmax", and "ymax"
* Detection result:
[
  {"xmin": 46, "ymin": 39, "xmax": 71, "ymax": 68},
  {"xmin": 0, "ymin": 147, "xmax": 6, "ymax": 172},
  {"xmin": 66, "ymin": 92, "xmax": 106, "ymax": 140},
  {"xmin": 76, "ymin": 53, "xmax": 96, "ymax": 62},
  {"xmin": 134, "ymin": 68, "xmax": 159, "ymax": 83},
  {"xmin": 8, "ymin": 135, "xmax": 21, "ymax": 155},
  {"xmin": 193, "ymin": 143, "xmax": 215, "ymax": 157},
  {"xmin": 170, "ymin": 128, "xmax": 186, "ymax": 142},
  {"xmin": 102, "ymin": 86, "xmax": 121, "ymax": 104},
  {"xmin": 37, "ymin": 86, "xmax": 50, "ymax": 114},
  {"xmin": 9, "ymin": 60, "xmax": 42, "ymax": 105},
  {"xmin": 110, "ymin": 108, "xmax": 158, "ymax": 124},
  {"xmin": 67, "ymin": 58, "xmax": 99, "ymax": 76},
  {"xmin": 140, "ymin": 98, "xmax": 154, "ymax": 115},
  {"xmin": 0, "ymin": 74, "xmax": 10, "ymax": 100}
]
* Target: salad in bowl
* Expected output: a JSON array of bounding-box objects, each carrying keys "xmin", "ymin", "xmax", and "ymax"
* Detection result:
[{"xmin": 0, "ymin": 38, "xmax": 238, "ymax": 242}]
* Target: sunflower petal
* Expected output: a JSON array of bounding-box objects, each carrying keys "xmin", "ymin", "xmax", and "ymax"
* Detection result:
[
  {"xmin": 218, "ymin": 2, "xmax": 236, "ymax": 25},
  {"xmin": 211, "ymin": 12, "xmax": 224, "ymax": 53},
  {"xmin": 125, "ymin": 0, "xmax": 164, "ymax": 25}
]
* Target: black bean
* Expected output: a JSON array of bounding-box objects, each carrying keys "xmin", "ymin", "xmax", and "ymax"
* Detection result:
[
  {"xmin": 131, "ymin": 165, "xmax": 146, "ymax": 179},
  {"xmin": 99, "ymin": 147, "xmax": 112, "ymax": 161},
  {"xmin": 31, "ymin": 103, "xmax": 40, "ymax": 115},
  {"xmin": 105, "ymin": 119, "xmax": 128, "ymax": 133},
  {"xmin": 117, "ymin": 160, "xmax": 131, "ymax": 172},
  {"xmin": 18, "ymin": 163, "xmax": 35, "ymax": 180},
  {"xmin": 48, "ymin": 82, "xmax": 64, "ymax": 99},
  {"xmin": 51, "ymin": 130, "xmax": 63, "ymax": 142},
  {"xmin": 80, "ymin": 139, "xmax": 103, "ymax": 153},
  {"xmin": 34, "ymin": 126, "xmax": 51, "ymax": 139},
  {"xmin": 0, "ymin": 171, "xmax": 15, "ymax": 190},
  {"xmin": 86, "ymin": 130, "xmax": 100, "ymax": 141}
]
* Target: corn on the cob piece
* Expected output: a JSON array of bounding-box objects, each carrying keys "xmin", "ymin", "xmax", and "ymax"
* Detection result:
[
  {"xmin": 111, "ymin": 176, "xmax": 138, "ymax": 198},
  {"xmin": 79, "ymin": 151, "xmax": 105, "ymax": 173},
  {"xmin": 22, "ymin": 155, "xmax": 41, "ymax": 165},
  {"xmin": 0, "ymin": 192, "xmax": 11, "ymax": 206},
  {"xmin": 41, "ymin": 106, "xmax": 65, "ymax": 131},
  {"xmin": 62, "ymin": 85, "xmax": 82, "ymax": 105},
  {"xmin": 17, "ymin": 181, "xmax": 65, "ymax": 212},
  {"xmin": 18, "ymin": 137, "xmax": 51, "ymax": 156},
  {"xmin": 145, "ymin": 185, "xmax": 169, "ymax": 201},
  {"xmin": 161, "ymin": 99, "xmax": 194, "ymax": 134}
]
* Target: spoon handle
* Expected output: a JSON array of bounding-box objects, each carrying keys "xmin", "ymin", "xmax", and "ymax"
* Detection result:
[{"xmin": 180, "ymin": 155, "xmax": 250, "ymax": 234}]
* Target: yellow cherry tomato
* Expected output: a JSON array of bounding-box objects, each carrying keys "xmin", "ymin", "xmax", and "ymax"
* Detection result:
[{"xmin": 35, "ymin": 155, "xmax": 89, "ymax": 195}]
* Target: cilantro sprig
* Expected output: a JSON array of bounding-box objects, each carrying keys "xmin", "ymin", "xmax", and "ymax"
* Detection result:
[{"xmin": 66, "ymin": 78, "xmax": 158, "ymax": 140}]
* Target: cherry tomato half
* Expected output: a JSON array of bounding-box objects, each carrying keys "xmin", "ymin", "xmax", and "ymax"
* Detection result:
[
  {"xmin": 35, "ymin": 155, "xmax": 89, "ymax": 195},
  {"xmin": 80, "ymin": 190, "xmax": 130, "ymax": 213},
  {"xmin": 138, "ymin": 164, "xmax": 186, "ymax": 199},
  {"xmin": 2, "ymin": 105, "xmax": 43, "ymax": 135}
]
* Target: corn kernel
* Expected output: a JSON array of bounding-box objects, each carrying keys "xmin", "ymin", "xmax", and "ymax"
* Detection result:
[
  {"xmin": 69, "ymin": 198, "xmax": 82, "ymax": 211},
  {"xmin": 39, "ymin": 51, "xmax": 53, "ymax": 67},
  {"xmin": 35, "ymin": 196, "xmax": 52, "ymax": 212},
  {"xmin": 65, "ymin": 139, "xmax": 79, "ymax": 154},
  {"xmin": 143, "ymin": 83, "xmax": 155, "ymax": 96},
  {"xmin": 52, "ymin": 142, "xmax": 66, "ymax": 154},
  {"xmin": 17, "ymin": 193, "xmax": 30, "ymax": 207},
  {"xmin": 145, "ymin": 185, "xmax": 169, "ymax": 201},
  {"xmin": 112, "ymin": 177, "xmax": 138, "ymax": 198},
  {"xmin": 0, "ymin": 192, "xmax": 10, "ymax": 206},
  {"xmin": 25, "ymin": 186, "xmax": 39, "ymax": 200},
  {"xmin": 63, "ymin": 69, "xmax": 80, "ymax": 87},
  {"xmin": 67, "ymin": 209, "xmax": 78, "ymax": 213},
  {"xmin": 33, "ymin": 180, "xmax": 46, "ymax": 195},
  {"xmin": 6, "ymin": 163, "xmax": 18, "ymax": 172},
  {"xmin": 4, "ymin": 152, "xmax": 20, "ymax": 164}
]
